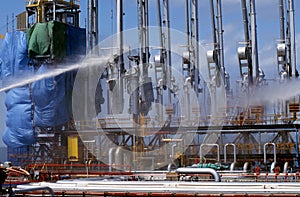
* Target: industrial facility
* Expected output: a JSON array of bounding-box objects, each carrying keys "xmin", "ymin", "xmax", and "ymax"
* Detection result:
[{"xmin": 0, "ymin": 0, "xmax": 300, "ymax": 196}]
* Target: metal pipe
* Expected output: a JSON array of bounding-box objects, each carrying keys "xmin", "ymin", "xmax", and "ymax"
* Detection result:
[
  {"xmin": 167, "ymin": 163, "xmax": 177, "ymax": 172},
  {"xmin": 184, "ymin": 77, "xmax": 191, "ymax": 121},
  {"xmin": 190, "ymin": 0, "xmax": 199, "ymax": 94},
  {"xmin": 115, "ymin": 146, "xmax": 124, "ymax": 171},
  {"xmin": 138, "ymin": 0, "xmax": 150, "ymax": 111},
  {"xmin": 157, "ymin": 0, "xmax": 163, "ymax": 52},
  {"xmin": 171, "ymin": 143, "xmax": 177, "ymax": 159},
  {"xmin": 270, "ymin": 161, "xmax": 276, "ymax": 173},
  {"xmin": 216, "ymin": 0, "xmax": 225, "ymax": 84},
  {"xmin": 137, "ymin": 0, "xmax": 144, "ymax": 118},
  {"xmin": 288, "ymin": 0, "xmax": 296, "ymax": 78},
  {"xmin": 116, "ymin": 0, "xmax": 124, "ymax": 113},
  {"xmin": 241, "ymin": 0, "xmax": 250, "ymax": 43},
  {"xmin": 163, "ymin": 0, "xmax": 172, "ymax": 104},
  {"xmin": 138, "ymin": 0, "xmax": 144, "ymax": 71},
  {"xmin": 130, "ymin": 68, "xmax": 140, "ymax": 115},
  {"xmin": 185, "ymin": 0, "xmax": 190, "ymax": 50},
  {"xmin": 14, "ymin": 189, "xmax": 300, "ymax": 197},
  {"xmin": 283, "ymin": 161, "xmax": 289, "ymax": 173},
  {"xmin": 278, "ymin": 0, "xmax": 285, "ymax": 41},
  {"xmin": 144, "ymin": 0, "xmax": 150, "ymax": 75},
  {"xmin": 175, "ymin": 167, "xmax": 221, "ymax": 182},
  {"xmin": 88, "ymin": 0, "xmax": 98, "ymax": 54},
  {"xmin": 209, "ymin": 0, "xmax": 217, "ymax": 47},
  {"xmin": 88, "ymin": 0, "xmax": 92, "ymax": 53},
  {"xmin": 13, "ymin": 187, "xmax": 54, "ymax": 197},
  {"xmin": 109, "ymin": 147, "xmax": 117, "ymax": 172},
  {"xmin": 230, "ymin": 162, "xmax": 236, "ymax": 171},
  {"xmin": 156, "ymin": 0, "xmax": 164, "ymax": 120},
  {"xmin": 93, "ymin": 0, "xmax": 98, "ymax": 52},
  {"xmin": 224, "ymin": 143, "xmax": 236, "ymax": 163},
  {"xmin": 263, "ymin": 142, "xmax": 276, "ymax": 164},
  {"xmin": 296, "ymin": 129, "xmax": 299, "ymax": 168},
  {"xmin": 243, "ymin": 162, "xmax": 249, "ymax": 172},
  {"xmin": 250, "ymin": 0, "xmax": 259, "ymax": 81},
  {"xmin": 200, "ymin": 144, "xmax": 220, "ymax": 163}
]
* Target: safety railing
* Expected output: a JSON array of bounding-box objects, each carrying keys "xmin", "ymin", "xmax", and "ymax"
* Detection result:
[
  {"xmin": 26, "ymin": 0, "xmax": 80, "ymax": 6},
  {"xmin": 73, "ymin": 111, "xmax": 300, "ymax": 131}
]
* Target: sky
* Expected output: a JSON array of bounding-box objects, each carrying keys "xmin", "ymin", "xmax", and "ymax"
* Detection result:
[{"xmin": 0, "ymin": 0, "xmax": 299, "ymax": 147}]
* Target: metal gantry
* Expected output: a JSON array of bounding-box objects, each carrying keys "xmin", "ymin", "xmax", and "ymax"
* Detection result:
[{"xmin": 26, "ymin": 0, "xmax": 80, "ymax": 27}]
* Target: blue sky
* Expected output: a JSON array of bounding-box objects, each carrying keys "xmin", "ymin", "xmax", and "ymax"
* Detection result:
[
  {"xmin": 0, "ymin": 0, "xmax": 299, "ymax": 147},
  {"xmin": 96, "ymin": 0, "xmax": 300, "ymax": 80}
]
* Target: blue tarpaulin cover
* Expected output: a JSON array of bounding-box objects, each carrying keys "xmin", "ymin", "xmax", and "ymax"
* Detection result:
[
  {"xmin": 2, "ymin": 86, "xmax": 35, "ymax": 147},
  {"xmin": 0, "ymin": 24, "xmax": 86, "ymax": 148},
  {"xmin": 32, "ymin": 65, "xmax": 70, "ymax": 127},
  {"xmin": 0, "ymin": 31, "xmax": 31, "ymax": 79},
  {"xmin": 66, "ymin": 25, "xmax": 86, "ymax": 57},
  {"xmin": 0, "ymin": 31, "xmax": 34, "ymax": 147}
]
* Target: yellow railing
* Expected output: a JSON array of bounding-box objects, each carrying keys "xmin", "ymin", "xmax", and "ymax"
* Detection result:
[
  {"xmin": 26, "ymin": 0, "xmax": 80, "ymax": 6},
  {"xmin": 73, "ymin": 113, "xmax": 300, "ymax": 131}
]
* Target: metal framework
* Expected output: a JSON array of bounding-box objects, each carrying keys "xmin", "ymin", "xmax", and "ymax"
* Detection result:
[
  {"xmin": 26, "ymin": 0, "xmax": 80, "ymax": 27},
  {"xmin": 7, "ymin": 0, "xmax": 300, "ymax": 173}
]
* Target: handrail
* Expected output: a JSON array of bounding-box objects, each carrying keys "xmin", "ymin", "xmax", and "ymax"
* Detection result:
[
  {"xmin": 200, "ymin": 144, "xmax": 220, "ymax": 163},
  {"xmin": 26, "ymin": 0, "xmax": 80, "ymax": 5},
  {"xmin": 77, "ymin": 111, "xmax": 300, "ymax": 130},
  {"xmin": 224, "ymin": 143, "xmax": 236, "ymax": 163},
  {"xmin": 264, "ymin": 142, "xmax": 276, "ymax": 164}
]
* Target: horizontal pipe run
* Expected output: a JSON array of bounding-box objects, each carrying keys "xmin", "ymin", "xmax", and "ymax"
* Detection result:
[
  {"xmin": 176, "ymin": 167, "xmax": 221, "ymax": 182},
  {"xmin": 17, "ymin": 190, "xmax": 300, "ymax": 197}
]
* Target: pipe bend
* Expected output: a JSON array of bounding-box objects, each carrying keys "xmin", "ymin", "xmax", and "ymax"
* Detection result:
[
  {"xmin": 175, "ymin": 167, "xmax": 221, "ymax": 182},
  {"xmin": 167, "ymin": 163, "xmax": 177, "ymax": 172}
]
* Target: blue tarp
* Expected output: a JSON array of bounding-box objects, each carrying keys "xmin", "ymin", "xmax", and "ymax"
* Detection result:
[
  {"xmin": 32, "ymin": 65, "xmax": 70, "ymax": 127},
  {"xmin": 0, "ymin": 25, "xmax": 86, "ymax": 148},
  {"xmin": 0, "ymin": 31, "xmax": 31, "ymax": 79},
  {"xmin": 0, "ymin": 31, "xmax": 34, "ymax": 147},
  {"xmin": 65, "ymin": 25, "xmax": 86, "ymax": 117},
  {"xmin": 2, "ymin": 86, "xmax": 35, "ymax": 147},
  {"xmin": 66, "ymin": 25, "xmax": 86, "ymax": 57}
]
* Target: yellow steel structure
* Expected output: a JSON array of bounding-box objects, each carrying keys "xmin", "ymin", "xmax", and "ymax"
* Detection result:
[{"xmin": 26, "ymin": 0, "xmax": 80, "ymax": 27}]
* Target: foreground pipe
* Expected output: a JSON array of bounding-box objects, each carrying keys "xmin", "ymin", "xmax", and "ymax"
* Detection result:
[
  {"xmin": 13, "ymin": 187, "xmax": 54, "ymax": 197},
  {"xmin": 175, "ymin": 167, "xmax": 221, "ymax": 182}
]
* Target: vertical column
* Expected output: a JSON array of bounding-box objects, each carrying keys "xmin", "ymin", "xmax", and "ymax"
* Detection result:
[
  {"xmin": 216, "ymin": 0, "xmax": 225, "ymax": 85},
  {"xmin": 163, "ymin": 0, "xmax": 172, "ymax": 104},
  {"xmin": 250, "ymin": 0, "xmax": 259, "ymax": 83},
  {"xmin": 88, "ymin": 0, "xmax": 98, "ymax": 55},
  {"xmin": 116, "ymin": 0, "xmax": 124, "ymax": 113},
  {"xmin": 288, "ymin": 0, "xmax": 296, "ymax": 78},
  {"xmin": 190, "ymin": 0, "xmax": 199, "ymax": 94}
]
